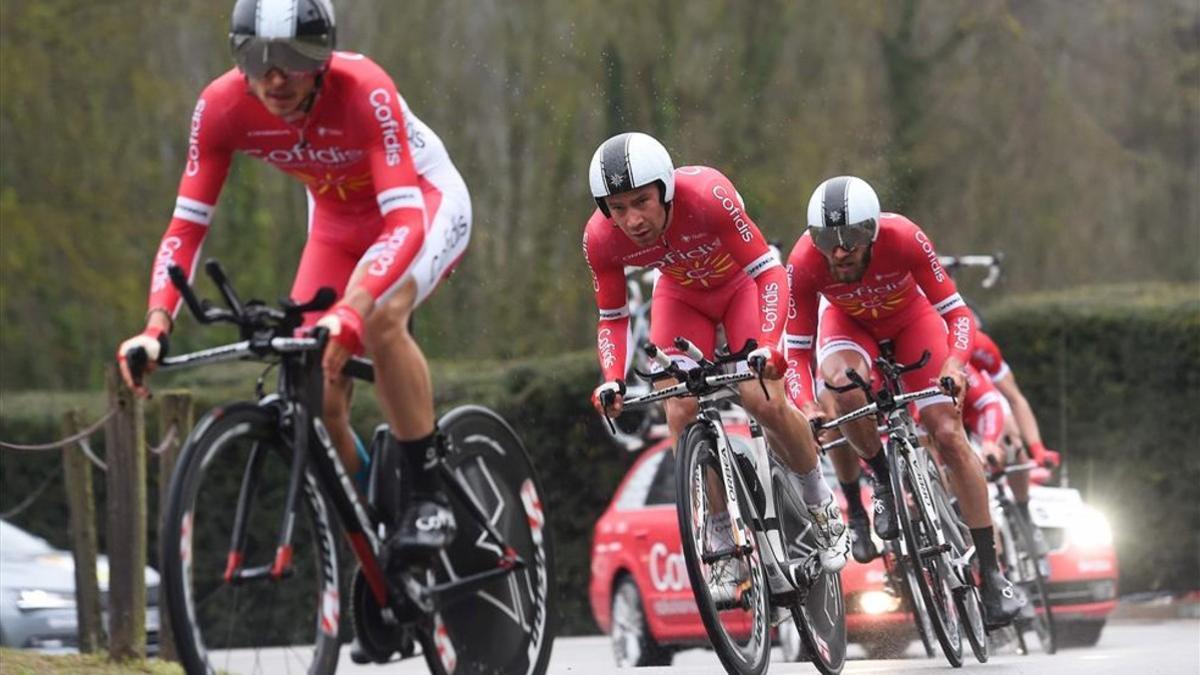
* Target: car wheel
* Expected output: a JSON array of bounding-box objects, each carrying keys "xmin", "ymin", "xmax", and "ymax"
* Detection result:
[
  {"xmin": 1057, "ymin": 620, "xmax": 1106, "ymax": 648},
  {"xmin": 611, "ymin": 577, "xmax": 672, "ymax": 667}
]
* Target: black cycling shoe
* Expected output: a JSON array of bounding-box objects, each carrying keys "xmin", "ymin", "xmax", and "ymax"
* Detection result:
[
  {"xmin": 388, "ymin": 495, "xmax": 457, "ymax": 563},
  {"xmin": 848, "ymin": 513, "xmax": 878, "ymax": 563},
  {"xmin": 980, "ymin": 569, "xmax": 1025, "ymax": 630},
  {"xmin": 871, "ymin": 482, "xmax": 900, "ymax": 540}
]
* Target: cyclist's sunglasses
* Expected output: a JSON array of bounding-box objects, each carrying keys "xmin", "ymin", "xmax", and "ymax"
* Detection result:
[
  {"xmin": 230, "ymin": 35, "xmax": 331, "ymax": 80},
  {"xmin": 809, "ymin": 220, "xmax": 876, "ymax": 254}
]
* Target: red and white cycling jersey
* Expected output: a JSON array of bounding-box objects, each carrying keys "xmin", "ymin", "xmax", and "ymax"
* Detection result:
[
  {"xmin": 147, "ymin": 52, "xmax": 469, "ymax": 318},
  {"xmin": 784, "ymin": 214, "xmax": 976, "ymax": 407},
  {"xmin": 970, "ymin": 330, "xmax": 1012, "ymax": 382},
  {"xmin": 583, "ymin": 166, "xmax": 786, "ymax": 382}
]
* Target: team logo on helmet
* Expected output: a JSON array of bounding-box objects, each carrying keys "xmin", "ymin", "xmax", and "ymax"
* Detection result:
[
  {"xmin": 827, "ymin": 209, "xmax": 842, "ymax": 223},
  {"xmin": 608, "ymin": 172, "xmax": 625, "ymax": 189}
]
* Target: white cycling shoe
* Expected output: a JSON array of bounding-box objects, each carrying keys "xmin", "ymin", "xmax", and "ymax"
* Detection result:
[{"xmin": 807, "ymin": 496, "xmax": 850, "ymax": 573}]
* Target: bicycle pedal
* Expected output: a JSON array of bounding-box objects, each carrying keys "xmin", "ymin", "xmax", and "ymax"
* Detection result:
[{"xmin": 701, "ymin": 546, "xmax": 741, "ymax": 564}]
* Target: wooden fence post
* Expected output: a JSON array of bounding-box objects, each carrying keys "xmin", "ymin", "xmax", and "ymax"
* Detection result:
[
  {"xmin": 156, "ymin": 391, "xmax": 192, "ymax": 663},
  {"xmin": 62, "ymin": 409, "xmax": 104, "ymax": 653},
  {"xmin": 105, "ymin": 365, "xmax": 146, "ymax": 660}
]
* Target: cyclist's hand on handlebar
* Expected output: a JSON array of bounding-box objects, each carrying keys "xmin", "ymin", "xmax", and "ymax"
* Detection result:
[
  {"xmin": 1029, "ymin": 442, "xmax": 1061, "ymax": 469},
  {"xmin": 800, "ymin": 400, "xmax": 828, "ymax": 439},
  {"xmin": 592, "ymin": 380, "xmax": 626, "ymax": 417},
  {"xmin": 937, "ymin": 357, "xmax": 968, "ymax": 411},
  {"xmin": 747, "ymin": 346, "xmax": 786, "ymax": 381},
  {"xmin": 315, "ymin": 304, "xmax": 364, "ymax": 381},
  {"xmin": 116, "ymin": 324, "xmax": 169, "ymax": 399}
]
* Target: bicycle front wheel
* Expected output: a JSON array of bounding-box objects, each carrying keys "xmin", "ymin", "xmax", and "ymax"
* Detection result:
[
  {"xmin": 892, "ymin": 441, "xmax": 963, "ymax": 667},
  {"xmin": 675, "ymin": 423, "xmax": 770, "ymax": 675},
  {"xmin": 161, "ymin": 403, "xmax": 341, "ymax": 675}
]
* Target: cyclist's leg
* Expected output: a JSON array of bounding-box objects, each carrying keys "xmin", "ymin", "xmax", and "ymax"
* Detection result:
[
  {"xmin": 895, "ymin": 315, "xmax": 1021, "ymax": 625},
  {"xmin": 722, "ymin": 281, "xmax": 848, "ymax": 570},
  {"xmin": 355, "ymin": 184, "xmax": 472, "ymax": 556},
  {"xmin": 815, "ymin": 305, "xmax": 893, "ymax": 490},
  {"xmin": 291, "ymin": 226, "xmax": 371, "ymax": 477}
]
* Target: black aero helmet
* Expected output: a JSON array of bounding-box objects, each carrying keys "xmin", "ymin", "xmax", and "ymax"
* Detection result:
[{"xmin": 230, "ymin": 0, "xmax": 336, "ymax": 79}]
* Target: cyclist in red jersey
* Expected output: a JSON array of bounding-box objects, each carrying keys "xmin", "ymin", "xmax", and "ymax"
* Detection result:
[
  {"xmin": 583, "ymin": 132, "xmax": 849, "ymax": 575},
  {"xmin": 784, "ymin": 175, "xmax": 1022, "ymax": 628},
  {"xmin": 116, "ymin": 0, "xmax": 469, "ymax": 560},
  {"xmin": 972, "ymin": 330, "xmax": 1062, "ymax": 470}
]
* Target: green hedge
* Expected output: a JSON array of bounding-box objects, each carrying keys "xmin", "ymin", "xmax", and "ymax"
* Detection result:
[
  {"xmin": 2, "ymin": 282, "xmax": 1196, "ymax": 638},
  {"xmin": 984, "ymin": 283, "xmax": 1200, "ymax": 595}
]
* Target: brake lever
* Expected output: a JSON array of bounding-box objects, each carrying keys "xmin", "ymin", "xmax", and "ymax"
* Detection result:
[
  {"xmin": 747, "ymin": 355, "xmax": 770, "ymax": 400},
  {"xmin": 939, "ymin": 376, "xmax": 960, "ymax": 405},
  {"xmin": 600, "ymin": 392, "xmax": 618, "ymax": 436}
]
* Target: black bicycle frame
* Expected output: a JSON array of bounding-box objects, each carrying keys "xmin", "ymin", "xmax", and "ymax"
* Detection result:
[{"xmin": 157, "ymin": 258, "xmax": 532, "ymax": 618}]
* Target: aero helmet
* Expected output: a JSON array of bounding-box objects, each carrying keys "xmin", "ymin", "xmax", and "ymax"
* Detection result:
[
  {"xmin": 805, "ymin": 176, "xmax": 881, "ymax": 253},
  {"xmin": 589, "ymin": 132, "xmax": 675, "ymax": 217},
  {"xmin": 230, "ymin": 0, "xmax": 336, "ymax": 79}
]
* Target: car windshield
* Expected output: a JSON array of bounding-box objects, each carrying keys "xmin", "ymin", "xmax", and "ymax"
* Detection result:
[{"xmin": 0, "ymin": 519, "xmax": 55, "ymax": 557}]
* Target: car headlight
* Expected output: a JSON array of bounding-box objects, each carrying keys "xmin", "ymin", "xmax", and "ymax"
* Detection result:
[
  {"xmin": 856, "ymin": 590, "xmax": 902, "ymax": 615},
  {"xmin": 1067, "ymin": 506, "xmax": 1113, "ymax": 548},
  {"xmin": 16, "ymin": 589, "xmax": 76, "ymax": 611}
]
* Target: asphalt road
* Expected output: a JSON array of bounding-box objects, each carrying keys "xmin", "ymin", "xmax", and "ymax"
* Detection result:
[{"xmin": 210, "ymin": 618, "xmax": 1198, "ymax": 674}]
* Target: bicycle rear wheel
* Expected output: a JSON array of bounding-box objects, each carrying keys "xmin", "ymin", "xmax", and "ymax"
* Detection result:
[
  {"xmin": 417, "ymin": 405, "xmax": 556, "ymax": 675},
  {"xmin": 771, "ymin": 461, "xmax": 845, "ymax": 674},
  {"xmin": 1004, "ymin": 503, "xmax": 1057, "ymax": 654},
  {"xmin": 892, "ymin": 441, "xmax": 963, "ymax": 667},
  {"xmin": 161, "ymin": 403, "xmax": 341, "ymax": 675},
  {"xmin": 675, "ymin": 423, "xmax": 770, "ymax": 675}
]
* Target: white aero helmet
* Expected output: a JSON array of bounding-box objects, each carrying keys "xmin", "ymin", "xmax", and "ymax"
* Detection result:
[
  {"xmin": 589, "ymin": 132, "xmax": 675, "ymax": 217},
  {"xmin": 805, "ymin": 176, "xmax": 881, "ymax": 253}
]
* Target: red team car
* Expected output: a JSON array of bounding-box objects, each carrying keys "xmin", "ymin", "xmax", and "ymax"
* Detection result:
[{"xmin": 589, "ymin": 428, "xmax": 1117, "ymax": 665}]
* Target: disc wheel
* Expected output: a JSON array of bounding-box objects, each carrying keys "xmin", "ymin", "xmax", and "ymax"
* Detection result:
[{"xmin": 771, "ymin": 460, "xmax": 845, "ymax": 674}]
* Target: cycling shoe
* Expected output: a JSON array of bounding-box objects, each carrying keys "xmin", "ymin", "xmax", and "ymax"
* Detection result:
[
  {"xmin": 981, "ymin": 569, "xmax": 1025, "ymax": 630},
  {"xmin": 848, "ymin": 513, "xmax": 879, "ymax": 563},
  {"xmin": 388, "ymin": 495, "xmax": 457, "ymax": 563}
]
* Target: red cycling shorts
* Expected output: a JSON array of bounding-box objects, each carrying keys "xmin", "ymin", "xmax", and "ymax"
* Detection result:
[
  {"xmin": 650, "ymin": 274, "xmax": 761, "ymax": 364},
  {"xmin": 290, "ymin": 180, "xmax": 470, "ymax": 327},
  {"xmin": 814, "ymin": 299, "xmax": 953, "ymax": 410}
]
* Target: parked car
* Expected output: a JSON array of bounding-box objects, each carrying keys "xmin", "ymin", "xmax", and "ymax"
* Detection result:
[{"xmin": 0, "ymin": 519, "xmax": 160, "ymax": 652}]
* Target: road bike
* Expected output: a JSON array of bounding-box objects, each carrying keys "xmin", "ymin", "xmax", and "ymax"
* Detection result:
[
  {"xmin": 817, "ymin": 344, "xmax": 988, "ymax": 667},
  {"xmin": 987, "ymin": 458, "xmax": 1057, "ymax": 655},
  {"xmin": 128, "ymin": 260, "xmax": 555, "ymax": 675},
  {"xmin": 610, "ymin": 338, "xmax": 845, "ymax": 675}
]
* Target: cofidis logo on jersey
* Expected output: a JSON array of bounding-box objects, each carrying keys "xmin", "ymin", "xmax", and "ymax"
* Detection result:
[
  {"xmin": 368, "ymin": 88, "xmax": 403, "ymax": 166},
  {"xmin": 185, "ymin": 100, "xmax": 206, "ymax": 177}
]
